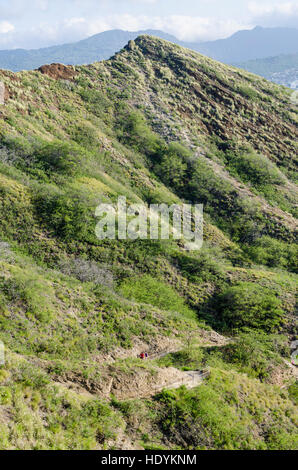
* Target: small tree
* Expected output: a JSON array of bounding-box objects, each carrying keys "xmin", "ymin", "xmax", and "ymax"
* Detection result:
[
  {"xmin": 35, "ymin": 141, "xmax": 82, "ymax": 176},
  {"xmin": 155, "ymin": 153, "xmax": 187, "ymax": 188},
  {"xmin": 217, "ymin": 282, "xmax": 284, "ymax": 332}
]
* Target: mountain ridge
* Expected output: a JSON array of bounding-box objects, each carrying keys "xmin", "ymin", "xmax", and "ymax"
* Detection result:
[
  {"xmin": 1, "ymin": 26, "xmax": 298, "ymax": 76},
  {"xmin": 0, "ymin": 35, "xmax": 296, "ymax": 450},
  {"xmin": 0, "ymin": 29, "xmax": 184, "ymax": 72},
  {"xmin": 196, "ymin": 26, "xmax": 298, "ymax": 62}
]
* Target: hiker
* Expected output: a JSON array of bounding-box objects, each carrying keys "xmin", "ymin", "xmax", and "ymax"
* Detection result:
[
  {"xmin": 140, "ymin": 352, "xmax": 145, "ymax": 360},
  {"xmin": 145, "ymin": 352, "xmax": 148, "ymax": 359}
]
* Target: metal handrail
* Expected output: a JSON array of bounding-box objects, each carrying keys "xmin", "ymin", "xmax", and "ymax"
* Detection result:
[{"xmin": 151, "ymin": 368, "xmax": 210, "ymax": 393}]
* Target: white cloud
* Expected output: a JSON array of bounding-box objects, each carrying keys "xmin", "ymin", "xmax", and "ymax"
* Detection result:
[
  {"xmin": 0, "ymin": 12, "xmax": 252, "ymax": 49},
  {"xmin": 59, "ymin": 14, "xmax": 250, "ymax": 43},
  {"xmin": 162, "ymin": 16, "xmax": 251, "ymax": 41},
  {"xmin": 0, "ymin": 21, "xmax": 15, "ymax": 34},
  {"xmin": 64, "ymin": 17, "xmax": 86, "ymax": 28},
  {"xmin": 248, "ymin": 1, "xmax": 298, "ymax": 27},
  {"xmin": 0, "ymin": 0, "xmax": 49, "ymax": 18},
  {"xmin": 248, "ymin": 2, "xmax": 298, "ymax": 16}
]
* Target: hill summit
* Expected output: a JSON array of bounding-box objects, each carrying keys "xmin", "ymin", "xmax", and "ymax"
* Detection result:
[{"xmin": 0, "ymin": 35, "xmax": 297, "ymax": 450}]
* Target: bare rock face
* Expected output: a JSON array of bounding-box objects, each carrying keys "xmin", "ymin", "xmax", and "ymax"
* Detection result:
[
  {"xmin": 37, "ymin": 63, "xmax": 77, "ymax": 80},
  {"xmin": 0, "ymin": 81, "xmax": 5, "ymax": 104}
]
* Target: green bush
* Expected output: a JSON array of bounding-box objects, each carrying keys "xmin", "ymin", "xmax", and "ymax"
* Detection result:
[
  {"xmin": 216, "ymin": 282, "xmax": 284, "ymax": 332},
  {"xmin": 155, "ymin": 369, "xmax": 297, "ymax": 450},
  {"xmin": 226, "ymin": 150, "xmax": 285, "ymax": 188},
  {"xmin": 220, "ymin": 329, "xmax": 288, "ymax": 380},
  {"xmin": 14, "ymin": 363, "xmax": 50, "ymax": 389},
  {"xmin": 121, "ymin": 274, "xmax": 196, "ymax": 320},
  {"xmin": 116, "ymin": 110, "xmax": 165, "ymax": 159},
  {"xmin": 158, "ymin": 347, "xmax": 204, "ymax": 370},
  {"xmin": 155, "ymin": 152, "xmax": 187, "ymax": 188},
  {"xmin": 244, "ymin": 236, "xmax": 297, "ymax": 273},
  {"xmin": 174, "ymin": 248, "xmax": 225, "ymax": 283},
  {"xmin": 0, "ymin": 174, "xmax": 35, "ymax": 243},
  {"xmin": 79, "ymin": 87, "xmax": 112, "ymax": 120},
  {"xmin": 0, "ymin": 274, "xmax": 55, "ymax": 323},
  {"xmin": 0, "ymin": 135, "xmax": 34, "ymax": 160},
  {"xmin": 33, "ymin": 184, "xmax": 94, "ymax": 242},
  {"xmin": 154, "ymin": 142, "xmax": 190, "ymax": 189},
  {"xmin": 0, "ymin": 137, "xmax": 87, "ymax": 179},
  {"xmin": 237, "ymin": 85, "xmax": 259, "ymax": 100},
  {"xmin": 71, "ymin": 124, "xmax": 99, "ymax": 150},
  {"xmin": 189, "ymin": 158, "xmax": 235, "ymax": 213},
  {"xmin": 34, "ymin": 141, "xmax": 83, "ymax": 177},
  {"xmin": 288, "ymin": 382, "xmax": 298, "ymax": 405}
]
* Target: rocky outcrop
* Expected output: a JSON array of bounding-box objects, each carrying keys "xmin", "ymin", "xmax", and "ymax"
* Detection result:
[{"xmin": 37, "ymin": 63, "xmax": 77, "ymax": 80}]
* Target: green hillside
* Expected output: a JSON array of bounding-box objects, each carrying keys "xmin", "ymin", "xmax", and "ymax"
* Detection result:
[{"xmin": 0, "ymin": 35, "xmax": 297, "ymax": 450}]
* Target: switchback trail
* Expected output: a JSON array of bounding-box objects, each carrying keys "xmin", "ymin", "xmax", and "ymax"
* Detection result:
[
  {"xmin": 150, "ymin": 369, "xmax": 210, "ymax": 396},
  {"xmin": 135, "ymin": 349, "xmax": 211, "ymax": 397}
]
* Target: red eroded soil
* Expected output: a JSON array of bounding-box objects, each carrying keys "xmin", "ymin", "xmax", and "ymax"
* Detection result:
[{"xmin": 37, "ymin": 63, "xmax": 77, "ymax": 80}]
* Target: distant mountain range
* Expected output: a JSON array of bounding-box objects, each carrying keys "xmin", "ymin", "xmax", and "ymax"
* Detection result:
[
  {"xmin": 237, "ymin": 53, "xmax": 298, "ymax": 89},
  {"xmin": 0, "ymin": 29, "xmax": 181, "ymax": 72},
  {"xmin": 1, "ymin": 26, "xmax": 298, "ymax": 88},
  {"xmin": 195, "ymin": 26, "xmax": 298, "ymax": 63}
]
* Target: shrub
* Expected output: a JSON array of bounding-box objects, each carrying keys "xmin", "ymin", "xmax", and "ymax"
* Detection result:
[
  {"xmin": 244, "ymin": 236, "xmax": 297, "ymax": 273},
  {"xmin": 288, "ymin": 382, "xmax": 298, "ymax": 405},
  {"xmin": 154, "ymin": 152, "xmax": 187, "ymax": 188},
  {"xmin": 79, "ymin": 87, "xmax": 112, "ymax": 120},
  {"xmin": 158, "ymin": 347, "xmax": 204, "ymax": 370},
  {"xmin": 0, "ymin": 272, "xmax": 56, "ymax": 323},
  {"xmin": 156, "ymin": 369, "xmax": 297, "ymax": 450},
  {"xmin": 121, "ymin": 274, "xmax": 196, "ymax": 320},
  {"xmin": 216, "ymin": 282, "xmax": 284, "ymax": 332},
  {"xmin": 58, "ymin": 258, "xmax": 113, "ymax": 286},
  {"xmin": 237, "ymin": 85, "xmax": 259, "ymax": 100},
  {"xmin": 71, "ymin": 124, "xmax": 99, "ymax": 150},
  {"xmin": 0, "ymin": 147, "xmax": 18, "ymax": 166},
  {"xmin": 33, "ymin": 184, "xmax": 93, "ymax": 242},
  {"xmin": 221, "ymin": 329, "xmax": 288, "ymax": 380},
  {"xmin": 174, "ymin": 248, "xmax": 225, "ymax": 283},
  {"xmin": 116, "ymin": 110, "xmax": 165, "ymax": 159},
  {"xmin": 154, "ymin": 142, "xmax": 191, "ymax": 189},
  {"xmin": 226, "ymin": 149, "xmax": 286, "ymax": 188},
  {"xmin": 189, "ymin": 158, "xmax": 235, "ymax": 211},
  {"xmin": 0, "ymin": 136, "xmax": 37, "ymax": 170},
  {"xmin": 34, "ymin": 141, "xmax": 83, "ymax": 176},
  {"xmin": 0, "ymin": 175, "xmax": 35, "ymax": 243},
  {"xmin": 14, "ymin": 363, "xmax": 50, "ymax": 389}
]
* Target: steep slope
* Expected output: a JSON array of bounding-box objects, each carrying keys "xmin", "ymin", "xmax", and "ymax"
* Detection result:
[{"xmin": 0, "ymin": 36, "xmax": 297, "ymax": 450}]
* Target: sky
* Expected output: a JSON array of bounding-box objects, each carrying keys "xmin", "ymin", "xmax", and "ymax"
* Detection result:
[{"xmin": 0, "ymin": 0, "xmax": 297, "ymax": 49}]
